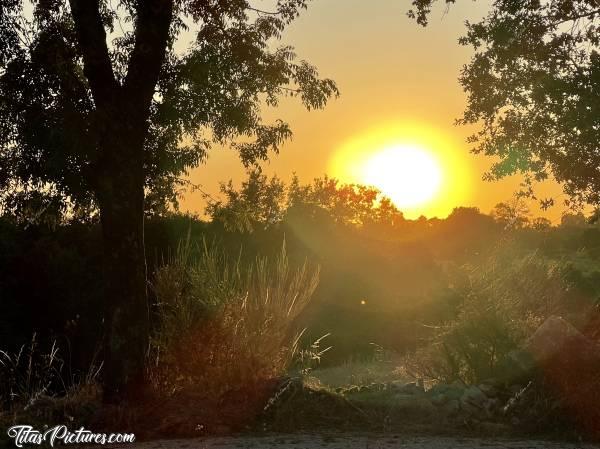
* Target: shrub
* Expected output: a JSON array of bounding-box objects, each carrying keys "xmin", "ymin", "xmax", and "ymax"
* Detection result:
[
  {"xmin": 407, "ymin": 247, "xmax": 592, "ymax": 384},
  {"xmin": 149, "ymin": 238, "xmax": 320, "ymax": 399}
]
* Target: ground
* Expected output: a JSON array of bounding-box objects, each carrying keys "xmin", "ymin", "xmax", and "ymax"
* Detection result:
[{"xmin": 122, "ymin": 434, "xmax": 599, "ymax": 449}]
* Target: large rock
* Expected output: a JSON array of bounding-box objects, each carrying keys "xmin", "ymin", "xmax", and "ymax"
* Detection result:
[
  {"xmin": 457, "ymin": 385, "xmax": 490, "ymax": 417},
  {"xmin": 442, "ymin": 399, "xmax": 460, "ymax": 416},
  {"xmin": 391, "ymin": 381, "xmax": 425, "ymax": 395},
  {"xmin": 502, "ymin": 316, "xmax": 600, "ymax": 381},
  {"xmin": 427, "ymin": 382, "xmax": 464, "ymax": 401},
  {"xmin": 524, "ymin": 316, "xmax": 595, "ymax": 364}
]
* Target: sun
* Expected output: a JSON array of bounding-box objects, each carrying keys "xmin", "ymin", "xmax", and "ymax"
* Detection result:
[
  {"xmin": 329, "ymin": 122, "xmax": 472, "ymax": 218},
  {"xmin": 362, "ymin": 144, "xmax": 442, "ymax": 209}
]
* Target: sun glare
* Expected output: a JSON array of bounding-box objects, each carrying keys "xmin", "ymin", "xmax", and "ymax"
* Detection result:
[
  {"xmin": 329, "ymin": 122, "xmax": 471, "ymax": 218},
  {"xmin": 362, "ymin": 145, "xmax": 442, "ymax": 209}
]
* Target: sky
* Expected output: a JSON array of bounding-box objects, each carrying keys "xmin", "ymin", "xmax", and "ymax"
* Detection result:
[{"xmin": 179, "ymin": 0, "xmax": 565, "ymax": 221}]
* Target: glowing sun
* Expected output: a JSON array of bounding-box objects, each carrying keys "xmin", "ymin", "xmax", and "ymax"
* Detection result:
[
  {"xmin": 362, "ymin": 144, "xmax": 442, "ymax": 209},
  {"xmin": 329, "ymin": 122, "xmax": 472, "ymax": 218}
]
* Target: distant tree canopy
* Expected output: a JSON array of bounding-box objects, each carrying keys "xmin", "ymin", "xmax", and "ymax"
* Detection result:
[
  {"xmin": 412, "ymin": 0, "xmax": 600, "ymax": 209},
  {"xmin": 207, "ymin": 171, "xmax": 563, "ymax": 238},
  {"xmin": 492, "ymin": 199, "xmax": 531, "ymax": 230},
  {"xmin": 206, "ymin": 170, "xmax": 407, "ymax": 232}
]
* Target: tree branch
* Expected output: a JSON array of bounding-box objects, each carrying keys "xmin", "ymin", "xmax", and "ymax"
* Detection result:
[
  {"xmin": 68, "ymin": 0, "xmax": 119, "ymax": 108},
  {"xmin": 550, "ymin": 8, "xmax": 600, "ymax": 27},
  {"xmin": 123, "ymin": 0, "xmax": 174, "ymax": 119}
]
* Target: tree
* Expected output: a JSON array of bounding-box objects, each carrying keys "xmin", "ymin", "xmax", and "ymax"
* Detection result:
[
  {"xmin": 491, "ymin": 199, "xmax": 530, "ymax": 230},
  {"xmin": 0, "ymin": 0, "xmax": 338, "ymax": 399},
  {"xmin": 207, "ymin": 171, "xmax": 406, "ymax": 231},
  {"xmin": 207, "ymin": 170, "xmax": 287, "ymax": 232},
  {"xmin": 411, "ymin": 0, "xmax": 600, "ymax": 209},
  {"xmin": 561, "ymin": 212, "xmax": 587, "ymax": 228},
  {"xmin": 531, "ymin": 217, "xmax": 552, "ymax": 231}
]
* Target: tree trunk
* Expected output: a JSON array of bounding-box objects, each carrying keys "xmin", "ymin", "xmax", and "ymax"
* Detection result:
[
  {"xmin": 67, "ymin": 0, "xmax": 174, "ymax": 400},
  {"xmin": 97, "ymin": 120, "xmax": 148, "ymax": 401}
]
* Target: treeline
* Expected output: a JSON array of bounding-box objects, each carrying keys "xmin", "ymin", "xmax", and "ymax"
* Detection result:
[{"xmin": 2, "ymin": 173, "xmax": 600, "ymax": 373}]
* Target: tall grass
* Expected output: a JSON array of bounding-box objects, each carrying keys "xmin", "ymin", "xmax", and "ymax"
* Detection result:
[
  {"xmin": 149, "ymin": 238, "xmax": 320, "ymax": 398},
  {"xmin": 0, "ymin": 334, "xmax": 101, "ymax": 434},
  {"xmin": 0, "ymin": 334, "xmax": 64, "ymax": 410}
]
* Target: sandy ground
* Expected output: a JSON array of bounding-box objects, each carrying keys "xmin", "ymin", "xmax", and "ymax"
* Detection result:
[{"xmin": 122, "ymin": 434, "xmax": 600, "ymax": 449}]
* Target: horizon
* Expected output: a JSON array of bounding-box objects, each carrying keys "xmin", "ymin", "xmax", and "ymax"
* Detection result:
[{"xmin": 179, "ymin": 0, "xmax": 568, "ymax": 222}]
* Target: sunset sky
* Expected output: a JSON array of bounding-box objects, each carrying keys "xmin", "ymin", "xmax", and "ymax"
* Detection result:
[{"xmin": 180, "ymin": 0, "xmax": 565, "ymax": 221}]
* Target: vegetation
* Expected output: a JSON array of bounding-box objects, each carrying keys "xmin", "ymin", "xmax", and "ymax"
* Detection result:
[
  {"xmin": 412, "ymin": 0, "xmax": 600, "ymax": 209},
  {"xmin": 405, "ymin": 247, "xmax": 596, "ymax": 384},
  {"xmin": 2, "ymin": 0, "xmax": 600, "ymax": 441},
  {"xmin": 2, "ymin": 173, "xmax": 600, "ymax": 436},
  {"xmin": 0, "ymin": 0, "xmax": 337, "ymax": 397},
  {"xmin": 149, "ymin": 239, "xmax": 319, "ymax": 398}
]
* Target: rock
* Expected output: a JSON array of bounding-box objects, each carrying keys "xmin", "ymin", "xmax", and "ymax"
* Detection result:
[
  {"xmin": 505, "ymin": 349, "xmax": 536, "ymax": 375},
  {"xmin": 460, "ymin": 402, "xmax": 480, "ymax": 416},
  {"xmin": 427, "ymin": 382, "xmax": 464, "ymax": 401},
  {"xmin": 442, "ymin": 399, "xmax": 460, "ymax": 416},
  {"xmin": 483, "ymin": 398, "xmax": 500, "ymax": 415},
  {"xmin": 498, "ymin": 317, "xmax": 593, "ymax": 381},
  {"xmin": 345, "ymin": 385, "xmax": 360, "ymax": 394},
  {"xmin": 394, "ymin": 381, "xmax": 425, "ymax": 395},
  {"xmin": 388, "ymin": 381, "xmax": 402, "ymax": 391},
  {"xmin": 478, "ymin": 383, "xmax": 498, "ymax": 398},
  {"xmin": 460, "ymin": 386, "xmax": 487, "ymax": 409},
  {"xmin": 524, "ymin": 315, "xmax": 596, "ymax": 365},
  {"xmin": 431, "ymin": 393, "xmax": 448, "ymax": 405}
]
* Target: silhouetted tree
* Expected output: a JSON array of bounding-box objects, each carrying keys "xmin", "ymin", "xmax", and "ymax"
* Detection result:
[
  {"xmin": 492, "ymin": 199, "xmax": 530, "ymax": 230},
  {"xmin": 208, "ymin": 172, "xmax": 406, "ymax": 231},
  {"xmin": 412, "ymin": 0, "xmax": 600, "ymax": 209},
  {"xmin": 0, "ymin": 0, "xmax": 337, "ymax": 399},
  {"xmin": 207, "ymin": 170, "xmax": 287, "ymax": 232},
  {"xmin": 532, "ymin": 217, "xmax": 552, "ymax": 231},
  {"xmin": 561, "ymin": 212, "xmax": 588, "ymax": 228}
]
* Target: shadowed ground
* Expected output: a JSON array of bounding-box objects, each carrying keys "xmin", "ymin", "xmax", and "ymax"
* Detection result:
[{"xmin": 117, "ymin": 434, "xmax": 599, "ymax": 449}]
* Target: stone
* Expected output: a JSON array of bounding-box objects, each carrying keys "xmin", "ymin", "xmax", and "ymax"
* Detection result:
[
  {"xmin": 345, "ymin": 385, "xmax": 360, "ymax": 394},
  {"xmin": 460, "ymin": 386, "xmax": 487, "ymax": 409},
  {"xmin": 431, "ymin": 393, "xmax": 448, "ymax": 406},
  {"xmin": 478, "ymin": 383, "xmax": 498, "ymax": 398},
  {"xmin": 484, "ymin": 398, "xmax": 500, "ymax": 415},
  {"xmin": 442, "ymin": 399, "xmax": 460, "ymax": 415},
  {"xmin": 524, "ymin": 316, "xmax": 590, "ymax": 364},
  {"xmin": 427, "ymin": 382, "xmax": 464, "ymax": 401},
  {"xmin": 395, "ymin": 381, "xmax": 425, "ymax": 395}
]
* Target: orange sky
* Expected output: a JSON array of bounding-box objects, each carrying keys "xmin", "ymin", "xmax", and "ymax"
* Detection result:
[{"xmin": 179, "ymin": 0, "xmax": 566, "ymax": 221}]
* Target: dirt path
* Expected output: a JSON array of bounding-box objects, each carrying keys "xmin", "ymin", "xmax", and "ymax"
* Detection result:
[{"xmin": 125, "ymin": 434, "xmax": 599, "ymax": 449}]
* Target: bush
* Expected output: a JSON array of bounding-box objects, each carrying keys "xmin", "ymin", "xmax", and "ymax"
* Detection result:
[
  {"xmin": 407, "ymin": 247, "xmax": 592, "ymax": 384},
  {"xmin": 149, "ymin": 238, "xmax": 320, "ymax": 399}
]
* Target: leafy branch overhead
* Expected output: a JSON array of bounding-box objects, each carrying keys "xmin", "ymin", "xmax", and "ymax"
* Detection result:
[
  {"xmin": 410, "ymin": 0, "xmax": 600, "ymax": 210},
  {"xmin": 0, "ymin": 0, "xmax": 339, "ymax": 220}
]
